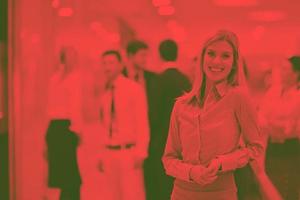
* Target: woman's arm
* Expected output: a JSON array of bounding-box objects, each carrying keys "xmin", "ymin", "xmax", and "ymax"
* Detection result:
[
  {"xmin": 237, "ymin": 90, "xmax": 264, "ymax": 159},
  {"xmin": 162, "ymin": 101, "xmax": 194, "ymax": 182},
  {"xmin": 211, "ymin": 90, "xmax": 264, "ymax": 173}
]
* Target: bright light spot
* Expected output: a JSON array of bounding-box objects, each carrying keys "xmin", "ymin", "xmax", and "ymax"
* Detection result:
[
  {"xmin": 213, "ymin": 0, "xmax": 258, "ymax": 7},
  {"xmin": 249, "ymin": 10, "xmax": 286, "ymax": 22},
  {"xmin": 152, "ymin": 0, "xmax": 171, "ymax": 7},
  {"xmin": 58, "ymin": 7, "xmax": 74, "ymax": 17}
]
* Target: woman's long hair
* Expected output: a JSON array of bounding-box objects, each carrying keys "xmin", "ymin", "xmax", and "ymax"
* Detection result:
[
  {"xmin": 180, "ymin": 30, "xmax": 242, "ymax": 103},
  {"xmin": 288, "ymin": 55, "xmax": 300, "ymax": 84}
]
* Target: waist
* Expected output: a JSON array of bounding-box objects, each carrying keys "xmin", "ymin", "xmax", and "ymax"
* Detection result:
[
  {"xmin": 174, "ymin": 172, "xmax": 236, "ymax": 192},
  {"xmin": 105, "ymin": 143, "xmax": 135, "ymax": 150}
]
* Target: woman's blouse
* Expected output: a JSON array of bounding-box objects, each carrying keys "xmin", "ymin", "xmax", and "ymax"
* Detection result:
[{"xmin": 162, "ymin": 84, "xmax": 263, "ymax": 186}]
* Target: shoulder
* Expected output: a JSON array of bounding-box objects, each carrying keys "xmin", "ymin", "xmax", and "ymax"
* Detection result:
[
  {"xmin": 162, "ymin": 68, "xmax": 190, "ymax": 84},
  {"xmin": 160, "ymin": 68, "xmax": 189, "ymax": 81},
  {"xmin": 120, "ymin": 76, "xmax": 144, "ymax": 93},
  {"xmin": 144, "ymin": 70, "xmax": 159, "ymax": 79},
  {"xmin": 230, "ymin": 86, "xmax": 256, "ymax": 111},
  {"xmin": 230, "ymin": 86, "xmax": 251, "ymax": 101},
  {"xmin": 160, "ymin": 68, "xmax": 179, "ymax": 77},
  {"xmin": 173, "ymin": 97, "xmax": 195, "ymax": 114},
  {"xmin": 120, "ymin": 76, "xmax": 137, "ymax": 87}
]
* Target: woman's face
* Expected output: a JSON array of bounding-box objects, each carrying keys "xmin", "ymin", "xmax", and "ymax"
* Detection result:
[{"xmin": 203, "ymin": 40, "xmax": 234, "ymax": 84}]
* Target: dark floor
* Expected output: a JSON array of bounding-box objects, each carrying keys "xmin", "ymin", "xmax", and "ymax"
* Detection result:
[{"xmin": 0, "ymin": 133, "xmax": 9, "ymax": 200}]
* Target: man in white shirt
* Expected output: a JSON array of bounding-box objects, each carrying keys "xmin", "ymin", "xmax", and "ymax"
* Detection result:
[{"xmin": 98, "ymin": 50, "xmax": 149, "ymax": 200}]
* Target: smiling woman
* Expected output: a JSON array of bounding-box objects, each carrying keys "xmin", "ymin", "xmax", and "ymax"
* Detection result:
[
  {"xmin": 6, "ymin": 1, "xmax": 300, "ymax": 200},
  {"xmin": 162, "ymin": 30, "xmax": 264, "ymax": 200}
]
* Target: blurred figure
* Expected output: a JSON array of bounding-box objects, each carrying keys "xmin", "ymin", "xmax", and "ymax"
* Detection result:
[
  {"xmin": 98, "ymin": 50, "xmax": 149, "ymax": 200},
  {"xmin": 124, "ymin": 40, "xmax": 162, "ymax": 200},
  {"xmin": 162, "ymin": 30, "xmax": 263, "ymax": 200},
  {"xmin": 234, "ymin": 59, "xmax": 282, "ymax": 200},
  {"xmin": 154, "ymin": 39, "xmax": 191, "ymax": 200},
  {"xmin": 260, "ymin": 56, "xmax": 300, "ymax": 200},
  {"xmin": 45, "ymin": 46, "xmax": 83, "ymax": 200},
  {"xmin": 0, "ymin": 42, "xmax": 8, "ymax": 200}
]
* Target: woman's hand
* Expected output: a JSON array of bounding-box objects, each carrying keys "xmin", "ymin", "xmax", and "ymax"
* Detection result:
[
  {"xmin": 207, "ymin": 158, "xmax": 221, "ymax": 175},
  {"xmin": 212, "ymin": 148, "xmax": 250, "ymax": 173},
  {"xmin": 189, "ymin": 165, "xmax": 218, "ymax": 186}
]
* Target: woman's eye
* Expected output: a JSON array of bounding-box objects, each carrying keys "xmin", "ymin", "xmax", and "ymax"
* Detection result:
[
  {"xmin": 222, "ymin": 53, "xmax": 231, "ymax": 59},
  {"xmin": 207, "ymin": 51, "xmax": 215, "ymax": 57}
]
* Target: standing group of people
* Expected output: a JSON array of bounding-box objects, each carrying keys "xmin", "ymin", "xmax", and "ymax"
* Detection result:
[
  {"xmin": 45, "ymin": 39, "xmax": 191, "ymax": 200},
  {"xmin": 44, "ymin": 29, "xmax": 300, "ymax": 200}
]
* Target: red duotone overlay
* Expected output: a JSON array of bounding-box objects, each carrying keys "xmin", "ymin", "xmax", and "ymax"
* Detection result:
[{"xmin": 5, "ymin": 0, "xmax": 300, "ymax": 200}]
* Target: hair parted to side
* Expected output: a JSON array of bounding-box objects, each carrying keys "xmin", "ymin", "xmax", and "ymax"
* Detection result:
[
  {"xmin": 102, "ymin": 50, "xmax": 122, "ymax": 61},
  {"xmin": 288, "ymin": 55, "xmax": 300, "ymax": 83},
  {"xmin": 179, "ymin": 30, "xmax": 241, "ymax": 103},
  {"xmin": 126, "ymin": 40, "xmax": 148, "ymax": 56}
]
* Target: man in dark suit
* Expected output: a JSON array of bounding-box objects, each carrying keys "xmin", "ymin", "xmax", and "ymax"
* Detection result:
[
  {"xmin": 158, "ymin": 39, "xmax": 191, "ymax": 137},
  {"xmin": 157, "ymin": 39, "xmax": 191, "ymax": 200},
  {"xmin": 123, "ymin": 40, "xmax": 161, "ymax": 200}
]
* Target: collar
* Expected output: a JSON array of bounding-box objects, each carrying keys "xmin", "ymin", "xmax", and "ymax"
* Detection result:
[
  {"xmin": 214, "ymin": 81, "xmax": 229, "ymax": 98},
  {"xmin": 161, "ymin": 61, "xmax": 177, "ymax": 71},
  {"xmin": 194, "ymin": 81, "xmax": 229, "ymax": 104},
  {"xmin": 126, "ymin": 64, "xmax": 142, "ymax": 79},
  {"xmin": 106, "ymin": 74, "xmax": 124, "ymax": 90}
]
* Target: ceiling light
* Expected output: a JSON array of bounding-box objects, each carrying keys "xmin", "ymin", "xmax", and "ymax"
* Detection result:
[
  {"xmin": 249, "ymin": 10, "xmax": 287, "ymax": 22},
  {"xmin": 152, "ymin": 0, "xmax": 171, "ymax": 7},
  {"xmin": 213, "ymin": 0, "xmax": 258, "ymax": 7},
  {"xmin": 58, "ymin": 7, "xmax": 73, "ymax": 17}
]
